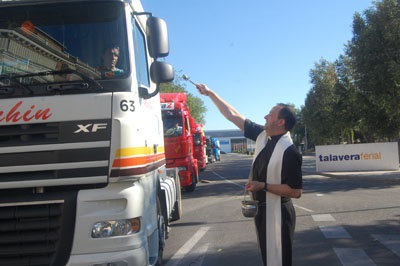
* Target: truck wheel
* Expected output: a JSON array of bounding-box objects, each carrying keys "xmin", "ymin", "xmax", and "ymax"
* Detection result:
[
  {"xmin": 170, "ymin": 176, "xmax": 182, "ymax": 222},
  {"xmin": 156, "ymin": 199, "xmax": 166, "ymax": 266}
]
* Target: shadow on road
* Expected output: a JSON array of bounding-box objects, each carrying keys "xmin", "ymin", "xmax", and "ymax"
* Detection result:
[
  {"xmin": 169, "ymin": 222, "xmax": 207, "ymax": 228},
  {"xmin": 181, "ymin": 180, "xmax": 244, "ymax": 200}
]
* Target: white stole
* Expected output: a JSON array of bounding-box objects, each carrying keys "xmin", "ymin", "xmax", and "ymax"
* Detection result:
[{"xmin": 252, "ymin": 131, "xmax": 293, "ymax": 266}]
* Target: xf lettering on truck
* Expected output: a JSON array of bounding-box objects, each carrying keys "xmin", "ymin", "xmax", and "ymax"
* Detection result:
[
  {"xmin": 0, "ymin": 101, "xmax": 53, "ymax": 123},
  {"xmin": 74, "ymin": 123, "xmax": 108, "ymax": 133}
]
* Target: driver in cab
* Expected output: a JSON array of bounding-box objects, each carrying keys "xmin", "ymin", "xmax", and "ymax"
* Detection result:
[
  {"xmin": 98, "ymin": 45, "xmax": 124, "ymax": 77},
  {"xmin": 165, "ymin": 122, "xmax": 183, "ymax": 137}
]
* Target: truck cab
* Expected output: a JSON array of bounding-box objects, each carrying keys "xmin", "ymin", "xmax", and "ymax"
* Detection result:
[
  {"xmin": 0, "ymin": 0, "xmax": 180, "ymax": 265},
  {"xmin": 160, "ymin": 93, "xmax": 199, "ymax": 192},
  {"xmin": 192, "ymin": 122, "xmax": 207, "ymax": 171}
]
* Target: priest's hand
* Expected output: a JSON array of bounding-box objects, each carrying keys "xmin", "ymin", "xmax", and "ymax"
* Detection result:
[
  {"xmin": 196, "ymin": 84, "xmax": 212, "ymax": 96},
  {"xmin": 245, "ymin": 181, "xmax": 265, "ymax": 192}
]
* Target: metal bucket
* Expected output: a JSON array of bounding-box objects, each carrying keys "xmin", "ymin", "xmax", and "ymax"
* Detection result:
[{"xmin": 241, "ymin": 191, "xmax": 258, "ymax": 218}]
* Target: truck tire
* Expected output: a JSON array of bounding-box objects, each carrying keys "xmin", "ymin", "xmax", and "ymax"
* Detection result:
[
  {"xmin": 184, "ymin": 173, "xmax": 196, "ymax": 192},
  {"xmin": 170, "ymin": 176, "xmax": 182, "ymax": 222},
  {"xmin": 156, "ymin": 198, "xmax": 166, "ymax": 266}
]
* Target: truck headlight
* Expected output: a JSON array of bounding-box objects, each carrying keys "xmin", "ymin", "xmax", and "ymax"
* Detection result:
[{"xmin": 91, "ymin": 218, "xmax": 140, "ymax": 238}]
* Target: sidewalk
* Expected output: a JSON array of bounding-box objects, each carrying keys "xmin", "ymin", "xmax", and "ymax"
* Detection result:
[{"xmin": 302, "ymin": 155, "xmax": 400, "ymax": 184}]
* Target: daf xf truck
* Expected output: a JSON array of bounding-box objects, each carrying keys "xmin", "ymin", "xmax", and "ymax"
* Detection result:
[{"xmin": 0, "ymin": 0, "xmax": 181, "ymax": 265}]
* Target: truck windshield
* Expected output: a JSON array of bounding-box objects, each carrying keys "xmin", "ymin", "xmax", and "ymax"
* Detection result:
[
  {"xmin": 0, "ymin": 1, "xmax": 129, "ymax": 86},
  {"xmin": 162, "ymin": 112, "xmax": 184, "ymax": 138},
  {"xmin": 193, "ymin": 133, "xmax": 202, "ymax": 146}
]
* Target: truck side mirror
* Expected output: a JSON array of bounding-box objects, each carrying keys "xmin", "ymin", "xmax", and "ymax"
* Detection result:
[
  {"xmin": 146, "ymin": 17, "xmax": 169, "ymax": 59},
  {"xmin": 139, "ymin": 61, "xmax": 174, "ymax": 99},
  {"xmin": 150, "ymin": 61, "xmax": 174, "ymax": 84}
]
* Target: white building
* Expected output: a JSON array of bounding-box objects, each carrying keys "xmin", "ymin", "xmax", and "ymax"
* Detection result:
[{"xmin": 204, "ymin": 129, "xmax": 255, "ymax": 154}]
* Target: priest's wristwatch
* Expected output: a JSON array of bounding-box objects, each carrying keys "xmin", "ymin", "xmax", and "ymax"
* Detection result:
[{"xmin": 264, "ymin": 182, "xmax": 268, "ymax": 192}]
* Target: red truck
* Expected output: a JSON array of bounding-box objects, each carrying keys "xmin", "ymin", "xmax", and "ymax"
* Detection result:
[
  {"xmin": 191, "ymin": 121, "xmax": 207, "ymax": 171},
  {"xmin": 161, "ymin": 93, "xmax": 199, "ymax": 192}
]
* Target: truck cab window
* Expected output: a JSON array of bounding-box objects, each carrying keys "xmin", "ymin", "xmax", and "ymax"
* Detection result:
[
  {"xmin": 0, "ymin": 1, "xmax": 129, "ymax": 86},
  {"xmin": 131, "ymin": 17, "xmax": 150, "ymax": 87},
  {"xmin": 162, "ymin": 110, "xmax": 183, "ymax": 137},
  {"xmin": 185, "ymin": 117, "xmax": 191, "ymax": 136},
  {"xmin": 193, "ymin": 133, "xmax": 202, "ymax": 146}
]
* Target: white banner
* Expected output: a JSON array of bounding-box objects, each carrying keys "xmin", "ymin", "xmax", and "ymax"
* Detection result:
[{"xmin": 315, "ymin": 142, "xmax": 399, "ymax": 172}]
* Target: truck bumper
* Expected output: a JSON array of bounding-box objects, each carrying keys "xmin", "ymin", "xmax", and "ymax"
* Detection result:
[
  {"xmin": 69, "ymin": 181, "xmax": 158, "ymax": 266},
  {"xmin": 66, "ymin": 247, "xmax": 147, "ymax": 266}
]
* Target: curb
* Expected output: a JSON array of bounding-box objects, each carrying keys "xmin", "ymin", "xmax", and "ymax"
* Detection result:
[{"xmin": 302, "ymin": 170, "xmax": 400, "ymax": 184}]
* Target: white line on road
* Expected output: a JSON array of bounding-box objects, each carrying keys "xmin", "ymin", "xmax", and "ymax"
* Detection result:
[
  {"xmin": 333, "ymin": 248, "xmax": 376, "ymax": 266},
  {"xmin": 312, "ymin": 214, "xmax": 335, "ymax": 221},
  {"xmin": 371, "ymin": 234, "xmax": 400, "ymax": 257},
  {"xmin": 212, "ymin": 171, "xmax": 244, "ymax": 188},
  {"xmin": 293, "ymin": 204, "xmax": 314, "ymax": 213},
  {"xmin": 165, "ymin": 227, "xmax": 210, "ymax": 266},
  {"xmin": 176, "ymin": 243, "xmax": 210, "ymax": 266},
  {"xmin": 319, "ymin": 226, "xmax": 351, "ymax": 239}
]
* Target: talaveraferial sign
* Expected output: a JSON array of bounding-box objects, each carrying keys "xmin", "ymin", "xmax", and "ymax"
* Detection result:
[{"xmin": 315, "ymin": 142, "xmax": 399, "ymax": 172}]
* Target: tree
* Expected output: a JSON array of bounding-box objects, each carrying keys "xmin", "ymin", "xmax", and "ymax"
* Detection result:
[
  {"xmin": 291, "ymin": 106, "xmax": 306, "ymax": 147},
  {"xmin": 160, "ymin": 74, "xmax": 207, "ymax": 125},
  {"xmin": 333, "ymin": 55, "xmax": 366, "ymax": 143},
  {"xmin": 346, "ymin": 0, "xmax": 400, "ymax": 141},
  {"xmin": 303, "ymin": 59, "xmax": 341, "ymax": 145}
]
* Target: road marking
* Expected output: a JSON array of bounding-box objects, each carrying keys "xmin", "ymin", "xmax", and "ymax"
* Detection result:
[
  {"xmin": 316, "ymin": 193, "xmax": 324, "ymax": 197},
  {"xmin": 319, "ymin": 226, "xmax": 351, "ymax": 239},
  {"xmin": 165, "ymin": 227, "xmax": 210, "ymax": 266},
  {"xmin": 333, "ymin": 248, "xmax": 376, "ymax": 266},
  {"xmin": 211, "ymin": 171, "xmax": 244, "ymax": 188},
  {"xmin": 372, "ymin": 234, "xmax": 400, "ymax": 257},
  {"xmin": 176, "ymin": 243, "xmax": 210, "ymax": 266},
  {"xmin": 294, "ymin": 204, "xmax": 314, "ymax": 213},
  {"xmin": 312, "ymin": 214, "xmax": 335, "ymax": 221}
]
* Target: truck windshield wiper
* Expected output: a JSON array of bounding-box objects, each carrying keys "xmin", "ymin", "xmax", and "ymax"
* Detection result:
[
  {"xmin": 0, "ymin": 69, "xmax": 103, "ymax": 90},
  {"xmin": 0, "ymin": 79, "xmax": 34, "ymax": 95},
  {"xmin": 46, "ymin": 82, "xmax": 90, "ymax": 91},
  {"xmin": 0, "ymin": 86, "xmax": 14, "ymax": 96}
]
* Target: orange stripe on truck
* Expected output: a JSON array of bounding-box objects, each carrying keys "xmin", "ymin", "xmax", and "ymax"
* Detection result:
[{"xmin": 112, "ymin": 153, "xmax": 165, "ymax": 168}]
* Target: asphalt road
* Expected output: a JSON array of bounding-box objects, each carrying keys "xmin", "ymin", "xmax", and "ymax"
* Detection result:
[{"xmin": 163, "ymin": 153, "xmax": 400, "ymax": 266}]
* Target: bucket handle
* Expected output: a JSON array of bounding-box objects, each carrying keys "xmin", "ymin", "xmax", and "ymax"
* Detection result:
[{"xmin": 243, "ymin": 189, "xmax": 252, "ymax": 201}]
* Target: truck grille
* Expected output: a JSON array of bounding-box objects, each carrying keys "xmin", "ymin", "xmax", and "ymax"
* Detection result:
[
  {"xmin": 0, "ymin": 201, "xmax": 63, "ymax": 266},
  {"xmin": 0, "ymin": 119, "xmax": 111, "ymax": 189},
  {"xmin": 0, "ymin": 123, "xmax": 59, "ymax": 147}
]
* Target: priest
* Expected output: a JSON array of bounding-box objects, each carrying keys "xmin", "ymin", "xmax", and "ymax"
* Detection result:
[{"xmin": 196, "ymin": 84, "xmax": 303, "ymax": 266}]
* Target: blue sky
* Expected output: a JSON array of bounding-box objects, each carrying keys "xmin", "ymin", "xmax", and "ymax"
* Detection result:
[{"xmin": 143, "ymin": 0, "xmax": 374, "ymax": 130}]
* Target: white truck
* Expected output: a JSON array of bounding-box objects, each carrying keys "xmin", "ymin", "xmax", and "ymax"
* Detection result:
[{"xmin": 0, "ymin": 0, "xmax": 181, "ymax": 265}]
